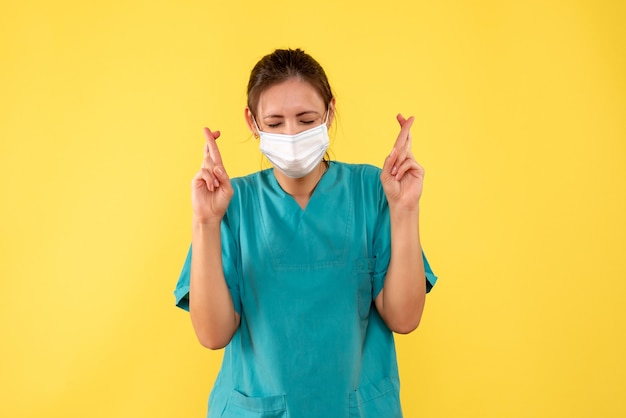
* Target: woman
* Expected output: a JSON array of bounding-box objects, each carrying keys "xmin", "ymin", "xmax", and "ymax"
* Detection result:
[{"xmin": 174, "ymin": 48, "xmax": 438, "ymax": 417}]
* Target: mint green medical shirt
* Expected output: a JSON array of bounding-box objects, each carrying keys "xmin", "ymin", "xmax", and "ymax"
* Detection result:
[{"xmin": 175, "ymin": 162, "xmax": 437, "ymax": 418}]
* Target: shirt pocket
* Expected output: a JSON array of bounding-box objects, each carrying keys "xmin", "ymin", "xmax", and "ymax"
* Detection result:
[
  {"xmin": 222, "ymin": 389, "xmax": 287, "ymax": 418},
  {"xmin": 355, "ymin": 257, "xmax": 375, "ymax": 320},
  {"xmin": 348, "ymin": 377, "xmax": 401, "ymax": 418}
]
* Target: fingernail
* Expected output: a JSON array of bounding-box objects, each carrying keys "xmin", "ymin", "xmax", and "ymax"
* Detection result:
[
  {"xmin": 213, "ymin": 179, "xmax": 219, "ymax": 187},
  {"xmin": 391, "ymin": 165, "xmax": 398, "ymax": 175},
  {"xmin": 390, "ymin": 148, "xmax": 397, "ymax": 157},
  {"xmin": 215, "ymin": 167, "xmax": 223, "ymax": 175}
]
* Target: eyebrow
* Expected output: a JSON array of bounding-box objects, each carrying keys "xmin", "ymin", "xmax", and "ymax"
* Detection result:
[{"xmin": 263, "ymin": 111, "xmax": 320, "ymax": 119}]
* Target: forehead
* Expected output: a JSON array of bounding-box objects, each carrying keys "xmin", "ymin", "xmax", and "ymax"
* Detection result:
[{"xmin": 257, "ymin": 78, "xmax": 326, "ymax": 116}]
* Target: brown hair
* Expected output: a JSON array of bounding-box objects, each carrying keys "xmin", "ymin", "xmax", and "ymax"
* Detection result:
[{"xmin": 247, "ymin": 48, "xmax": 334, "ymax": 117}]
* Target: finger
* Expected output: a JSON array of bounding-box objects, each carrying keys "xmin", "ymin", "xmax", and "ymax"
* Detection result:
[
  {"xmin": 391, "ymin": 147, "xmax": 412, "ymax": 177},
  {"xmin": 397, "ymin": 113, "xmax": 413, "ymax": 149},
  {"xmin": 389, "ymin": 126, "xmax": 416, "ymax": 176},
  {"xmin": 202, "ymin": 168, "xmax": 219, "ymax": 192},
  {"xmin": 381, "ymin": 147, "xmax": 399, "ymax": 180},
  {"xmin": 213, "ymin": 165, "xmax": 234, "ymax": 198},
  {"xmin": 204, "ymin": 127, "xmax": 223, "ymax": 166},
  {"xmin": 394, "ymin": 158, "xmax": 423, "ymax": 181},
  {"xmin": 203, "ymin": 128, "xmax": 220, "ymax": 156},
  {"xmin": 387, "ymin": 114, "xmax": 413, "ymax": 176},
  {"xmin": 201, "ymin": 149, "xmax": 216, "ymax": 171},
  {"xmin": 392, "ymin": 115, "xmax": 414, "ymax": 152},
  {"xmin": 193, "ymin": 168, "xmax": 216, "ymax": 192}
]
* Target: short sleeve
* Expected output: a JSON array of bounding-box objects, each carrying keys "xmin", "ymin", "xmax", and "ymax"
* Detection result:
[
  {"xmin": 173, "ymin": 220, "xmax": 242, "ymax": 314},
  {"xmin": 173, "ymin": 246, "xmax": 193, "ymax": 311},
  {"xmin": 423, "ymin": 251, "xmax": 438, "ymax": 293}
]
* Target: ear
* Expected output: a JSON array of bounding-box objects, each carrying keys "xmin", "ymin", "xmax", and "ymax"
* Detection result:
[
  {"xmin": 244, "ymin": 107, "xmax": 259, "ymax": 138},
  {"xmin": 327, "ymin": 97, "xmax": 337, "ymax": 128}
]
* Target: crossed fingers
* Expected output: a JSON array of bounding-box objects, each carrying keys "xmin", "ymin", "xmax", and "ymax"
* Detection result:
[
  {"xmin": 201, "ymin": 127, "xmax": 223, "ymax": 191},
  {"xmin": 388, "ymin": 114, "xmax": 419, "ymax": 180}
]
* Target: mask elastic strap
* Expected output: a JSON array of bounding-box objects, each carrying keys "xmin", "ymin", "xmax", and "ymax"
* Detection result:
[{"xmin": 251, "ymin": 115, "xmax": 262, "ymax": 137}]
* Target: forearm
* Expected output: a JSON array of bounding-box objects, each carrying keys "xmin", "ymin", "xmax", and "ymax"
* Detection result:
[
  {"xmin": 379, "ymin": 208, "xmax": 426, "ymax": 334},
  {"xmin": 189, "ymin": 219, "xmax": 239, "ymax": 349}
]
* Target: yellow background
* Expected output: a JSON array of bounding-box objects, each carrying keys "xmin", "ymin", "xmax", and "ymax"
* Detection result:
[{"xmin": 1, "ymin": 0, "xmax": 625, "ymax": 416}]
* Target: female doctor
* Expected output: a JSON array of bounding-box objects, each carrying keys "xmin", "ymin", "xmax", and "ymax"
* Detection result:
[{"xmin": 174, "ymin": 48, "xmax": 438, "ymax": 417}]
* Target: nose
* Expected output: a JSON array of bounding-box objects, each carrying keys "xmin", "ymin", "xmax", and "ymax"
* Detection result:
[{"xmin": 282, "ymin": 120, "xmax": 302, "ymax": 136}]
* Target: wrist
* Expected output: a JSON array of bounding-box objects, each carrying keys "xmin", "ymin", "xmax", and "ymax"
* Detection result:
[
  {"xmin": 388, "ymin": 203, "xmax": 420, "ymax": 218},
  {"xmin": 389, "ymin": 204, "xmax": 420, "ymax": 228},
  {"xmin": 192, "ymin": 216, "xmax": 222, "ymax": 229}
]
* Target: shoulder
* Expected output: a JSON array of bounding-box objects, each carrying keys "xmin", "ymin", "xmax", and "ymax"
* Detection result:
[
  {"xmin": 222, "ymin": 169, "xmax": 272, "ymax": 224},
  {"xmin": 331, "ymin": 162, "xmax": 383, "ymax": 196},
  {"xmin": 330, "ymin": 161, "xmax": 382, "ymax": 183},
  {"xmin": 230, "ymin": 169, "xmax": 273, "ymax": 195},
  {"xmin": 329, "ymin": 162, "xmax": 385, "ymax": 206},
  {"xmin": 328, "ymin": 162, "xmax": 388, "ymax": 229}
]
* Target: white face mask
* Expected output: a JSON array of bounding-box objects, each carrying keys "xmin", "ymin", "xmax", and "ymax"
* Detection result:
[{"xmin": 254, "ymin": 113, "xmax": 330, "ymax": 179}]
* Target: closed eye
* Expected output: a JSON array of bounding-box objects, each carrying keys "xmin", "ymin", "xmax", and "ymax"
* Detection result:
[{"xmin": 266, "ymin": 120, "xmax": 316, "ymax": 128}]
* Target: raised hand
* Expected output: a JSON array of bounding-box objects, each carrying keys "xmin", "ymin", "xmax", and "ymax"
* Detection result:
[
  {"xmin": 380, "ymin": 114, "xmax": 425, "ymax": 212},
  {"xmin": 191, "ymin": 127, "xmax": 234, "ymax": 224}
]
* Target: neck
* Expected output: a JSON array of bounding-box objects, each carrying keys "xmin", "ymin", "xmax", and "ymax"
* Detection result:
[{"xmin": 274, "ymin": 162, "xmax": 328, "ymax": 208}]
